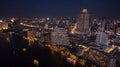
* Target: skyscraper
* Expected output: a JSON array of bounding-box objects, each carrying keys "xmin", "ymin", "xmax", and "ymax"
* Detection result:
[
  {"xmin": 76, "ymin": 8, "xmax": 90, "ymax": 34},
  {"xmin": 96, "ymin": 26, "xmax": 108, "ymax": 46},
  {"xmin": 96, "ymin": 31, "xmax": 108, "ymax": 46}
]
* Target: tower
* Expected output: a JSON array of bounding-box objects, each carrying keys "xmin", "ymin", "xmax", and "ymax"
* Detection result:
[{"xmin": 76, "ymin": 8, "xmax": 90, "ymax": 34}]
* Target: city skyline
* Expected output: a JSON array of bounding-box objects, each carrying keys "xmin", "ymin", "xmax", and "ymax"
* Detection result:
[
  {"xmin": 0, "ymin": 7, "xmax": 120, "ymax": 67},
  {"xmin": 0, "ymin": 0, "xmax": 120, "ymax": 67},
  {"xmin": 0, "ymin": 0, "xmax": 120, "ymax": 18}
]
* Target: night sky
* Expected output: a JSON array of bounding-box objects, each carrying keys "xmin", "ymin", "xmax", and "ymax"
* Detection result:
[{"xmin": 0, "ymin": 0, "xmax": 120, "ymax": 18}]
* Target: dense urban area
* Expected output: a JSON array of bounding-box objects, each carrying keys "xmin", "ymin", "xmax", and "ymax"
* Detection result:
[{"xmin": 0, "ymin": 8, "xmax": 120, "ymax": 67}]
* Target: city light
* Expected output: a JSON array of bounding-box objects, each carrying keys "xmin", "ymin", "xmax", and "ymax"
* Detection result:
[
  {"xmin": 33, "ymin": 59, "xmax": 39, "ymax": 66},
  {"xmin": 71, "ymin": 23, "xmax": 77, "ymax": 34},
  {"xmin": 22, "ymin": 48, "xmax": 27, "ymax": 52},
  {"xmin": 82, "ymin": 8, "xmax": 88, "ymax": 13},
  {"xmin": 0, "ymin": 20, "xmax": 3, "ymax": 22},
  {"xmin": 11, "ymin": 18, "xmax": 15, "ymax": 22},
  {"xmin": 47, "ymin": 17, "xmax": 50, "ymax": 20}
]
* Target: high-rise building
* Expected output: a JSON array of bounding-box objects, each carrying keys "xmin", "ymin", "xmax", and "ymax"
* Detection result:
[
  {"xmin": 51, "ymin": 27, "xmax": 70, "ymax": 46},
  {"xmin": 76, "ymin": 8, "xmax": 90, "ymax": 34},
  {"xmin": 96, "ymin": 28, "xmax": 108, "ymax": 46}
]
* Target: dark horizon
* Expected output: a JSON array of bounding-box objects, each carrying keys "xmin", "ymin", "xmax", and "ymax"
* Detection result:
[{"xmin": 0, "ymin": 0, "xmax": 120, "ymax": 18}]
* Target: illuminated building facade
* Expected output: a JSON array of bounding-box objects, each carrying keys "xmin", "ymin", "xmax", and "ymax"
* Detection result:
[
  {"xmin": 51, "ymin": 27, "xmax": 70, "ymax": 46},
  {"xmin": 76, "ymin": 8, "xmax": 90, "ymax": 34},
  {"xmin": 88, "ymin": 48, "xmax": 116, "ymax": 67},
  {"xmin": 77, "ymin": 45, "xmax": 117, "ymax": 67}
]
